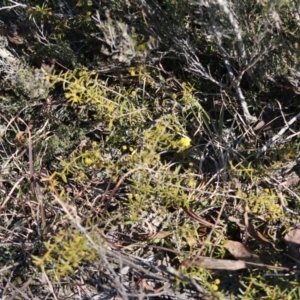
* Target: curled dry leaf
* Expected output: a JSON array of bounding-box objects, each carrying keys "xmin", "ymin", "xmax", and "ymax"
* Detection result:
[
  {"xmin": 229, "ymin": 216, "xmax": 275, "ymax": 249},
  {"xmin": 246, "ymin": 221, "xmax": 275, "ymax": 249}
]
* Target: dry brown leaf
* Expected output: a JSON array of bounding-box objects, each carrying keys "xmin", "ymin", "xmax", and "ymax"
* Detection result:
[
  {"xmin": 284, "ymin": 226, "xmax": 300, "ymax": 260},
  {"xmin": 247, "ymin": 221, "xmax": 275, "ymax": 249},
  {"xmin": 183, "ymin": 207, "xmax": 216, "ymax": 228},
  {"xmin": 146, "ymin": 231, "xmax": 172, "ymax": 240},
  {"xmin": 224, "ymin": 240, "xmax": 262, "ymax": 263},
  {"xmin": 182, "ymin": 257, "xmax": 247, "ymax": 270},
  {"xmin": 181, "ymin": 256, "xmax": 289, "ymax": 271},
  {"xmin": 15, "ymin": 131, "xmax": 26, "ymax": 146}
]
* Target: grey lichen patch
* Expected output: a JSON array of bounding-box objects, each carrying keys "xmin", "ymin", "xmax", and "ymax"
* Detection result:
[
  {"xmin": 10, "ymin": 68, "xmax": 51, "ymax": 99},
  {"xmin": 94, "ymin": 10, "xmax": 159, "ymax": 65},
  {"xmin": 0, "ymin": 35, "xmax": 51, "ymax": 99}
]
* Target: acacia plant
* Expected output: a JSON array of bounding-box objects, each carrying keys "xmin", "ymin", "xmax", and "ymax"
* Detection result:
[{"xmin": 0, "ymin": 0, "xmax": 300, "ymax": 299}]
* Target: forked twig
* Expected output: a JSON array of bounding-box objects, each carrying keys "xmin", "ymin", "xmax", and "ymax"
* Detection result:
[{"xmin": 256, "ymin": 112, "xmax": 300, "ymax": 158}]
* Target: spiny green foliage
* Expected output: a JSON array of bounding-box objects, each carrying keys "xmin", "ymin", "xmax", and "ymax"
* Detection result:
[
  {"xmin": 32, "ymin": 228, "xmax": 99, "ymax": 278},
  {"xmin": 1, "ymin": 0, "xmax": 300, "ymax": 299}
]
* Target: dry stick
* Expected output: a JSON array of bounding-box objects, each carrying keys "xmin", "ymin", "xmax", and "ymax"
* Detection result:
[
  {"xmin": 0, "ymin": 0, "xmax": 27, "ymax": 11},
  {"xmin": 28, "ymin": 128, "xmax": 46, "ymax": 235},
  {"xmin": 6, "ymin": 276, "xmax": 35, "ymax": 300},
  {"xmin": 208, "ymin": 0, "xmax": 257, "ymax": 123},
  {"xmin": 280, "ymin": 130, "xmax": 300, "ymax": 143},
  {"xmin": 18, "ymin": 118, "xmax": 46, "ymax": 236},
  {"xmin": 227, "ymin": 46, "xmax": 274, "ymax": 92},
  {"xmin": 218, "ymin": 44, "xmax": 257, "ymax": 123},
  {"xmin": 256, "ymin": 112, "xmax": 300, "ymax": 158}
]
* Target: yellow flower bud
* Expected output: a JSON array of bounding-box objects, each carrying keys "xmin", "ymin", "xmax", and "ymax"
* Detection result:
[
  {"xmin": 178, "ymin": 136, "xmax": 191, "ymax": 150},
  {"xmin": 84, "ymin": 157, "xmax": 93, "ymax": 165}
]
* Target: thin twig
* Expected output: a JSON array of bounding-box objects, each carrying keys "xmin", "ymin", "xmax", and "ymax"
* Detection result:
[
  {"xmin": 256, "ymin": 112, "xmax": 300, "ymax": 158},
  {"xmin": 18, "ymin": 118, "xmax": 46, "ymax": 236},
  {"xmin": 0, "ymin": 0, "xmax": 26, "ymax": 11},
  {"xmin": 0, "ymin": 176, "xmax": 24, "ymax": 210}
]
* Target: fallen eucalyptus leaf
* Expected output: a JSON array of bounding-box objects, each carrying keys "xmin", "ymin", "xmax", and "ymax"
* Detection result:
[
  {"xmin": 147, "ymin": 231, "xmax": 172, "ymax": 240},
  {"xmin": 224, "ymin": 240, "xmax": 262, "ymax": 263},
  {"xmin": 181, "ymin": 256, "xmax": 289, "ymax": 271}
]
